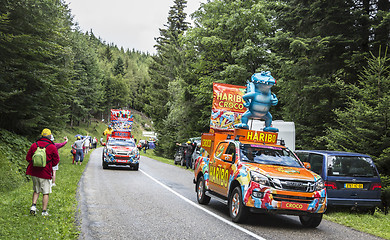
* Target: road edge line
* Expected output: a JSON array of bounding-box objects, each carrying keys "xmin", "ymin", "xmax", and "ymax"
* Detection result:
[{"xmin": 140, "ymin": 169, "xmax": 267, "ymax": 240}]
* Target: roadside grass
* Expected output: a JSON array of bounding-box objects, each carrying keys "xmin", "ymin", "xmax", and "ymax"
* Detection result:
[
  {"xmin": 324, "ymin": 209, "xmax": 390, "ymax": 239},
  {"xmin": 0, "ymin": 145, "xmax": 89, "ymax": 239},
  {"xmin": 0, "ymin": 121, "xmax": 105, "ymax": 240},
  {"xmin": 141, "ymin": 149, "xmax": 192, "ymax": 170},
  {"xmin": 142, "ymin": 149, "xmax": 390, "ymax": 239}
]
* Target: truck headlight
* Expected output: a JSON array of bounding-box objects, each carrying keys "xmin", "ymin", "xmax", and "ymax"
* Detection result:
[
  {"xmin": 315, "ymin": 179, "xmax": 325, "ymax": 191},
  {"xmin": 250, "ymin": 171, "xmax": 270, "ymax": 186}
]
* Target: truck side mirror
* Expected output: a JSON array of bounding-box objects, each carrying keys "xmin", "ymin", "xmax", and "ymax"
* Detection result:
[
  {"xmin": 221, "ymin": 154, "xmax": 233, "ymax": 162},
  {"xmin": 303, "ymin": 162, "xmax": 311, "ymax": 170}
]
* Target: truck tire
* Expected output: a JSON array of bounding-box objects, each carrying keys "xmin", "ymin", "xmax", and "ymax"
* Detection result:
[
  {"xmin": 196, "ymin": 176, "xmax": 210, "ymax": 205},
  {"xmin": 229, "ymin": 186, "xmax": 248, "ymax": 223},
  {"xmin": 299, "ymin": 213, "xmax": 323, "ymax": 228},
  {"xmin": 133, "ymin": 163, "xmax": 139, "ymax": 171},
  {"xmin": 102, "ymin": 154, "xmax": 108, "ymax": 169}
]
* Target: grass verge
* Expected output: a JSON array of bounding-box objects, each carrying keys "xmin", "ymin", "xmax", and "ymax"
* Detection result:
[
  {"xmin": 324, "ymin": 209, "xmax": 390, "ymax": 239},
  {"xmin": 0, "ymin": 121, "xmax": 105, "ymax": 239},
  {"xmin": 0, "ymin": 145, "xmax": 90, "ymax": 239}
]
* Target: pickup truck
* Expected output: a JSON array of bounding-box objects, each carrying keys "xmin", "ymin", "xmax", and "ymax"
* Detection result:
[
  {"xmin": 102, "ymin": 130, "xmax": 139, "ymax": 170},
  {"xmin": 193, "ymin": 128, "xmax": 327, "ymax": 227}
]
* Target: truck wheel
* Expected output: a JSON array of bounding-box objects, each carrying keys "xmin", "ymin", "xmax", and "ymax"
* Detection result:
[
  {"xmin": 196, "ymin": 176, "xmax": 210, "ymax": 205},
  {"xmin": 102, "ymin": 155, "xmax": 108, "ymax": 169},
  {"xmin": 133, "ymin": 163, "xmax": 139, "ymax": 171},
  {"xmin": 229, "ymin": 186, "xmax": 248, "ymax": 223},
  {"xmin": 299, "ymin": 213, "xmax": 323, "ymax": 228},
  {"xmin": 102, "ymin": 161, "xmax": 108, "ymax": 169}
]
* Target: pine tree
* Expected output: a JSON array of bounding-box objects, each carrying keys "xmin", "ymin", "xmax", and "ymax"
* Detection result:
[
  {"xmin": 323, "ymin": 50, "xmax": 390, "ymax": 167},
  {"xmin": 146, "ymin": 0, "xmax": 189, "ymax": 157}
]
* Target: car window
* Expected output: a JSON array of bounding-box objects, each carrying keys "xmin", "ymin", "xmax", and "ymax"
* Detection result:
[
  {"xmin": 224, "ymin": 143, "xmax": 236, "ymax": 162},
  {"xmin": 309, "ymin": 154, "xmax": 323, "ymax": 175},
  {"xmin": 240, "ymin": 144, "xmax": 302, "ymax": 168},
  {"xmin": 296, "ymin": 152, "xmax": 309, "ymax": 162},
  {"xmin": 108, "ymin": 139, "xmax": 135, "ymax": 147},
  {"xmin": 327, "ymin": 156, "xmax": 378, "ymax": 177}
]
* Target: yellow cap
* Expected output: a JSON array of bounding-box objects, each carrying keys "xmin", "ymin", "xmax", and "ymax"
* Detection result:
[
  {"xmin": 41, "ymin": 128, "xmax": 52, "ymax": 137},
  {"xmin": 187, "ymin": 141, "xmax": 191, "ymax": 144}
]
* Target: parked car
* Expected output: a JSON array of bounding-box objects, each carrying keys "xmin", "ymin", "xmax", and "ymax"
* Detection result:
[{"xmin": 295, "ymin": 150, "xmax": 382, "ymax": 213}]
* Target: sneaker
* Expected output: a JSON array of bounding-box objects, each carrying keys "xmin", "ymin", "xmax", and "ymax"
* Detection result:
[
  {"xmin": 52, "ymin": 183, "xmax": 56, "ymax": 187},
  {"xmin": 30, "ymin": 205, "xmax": 37, "ymax": 215},
  {"xmin": 42, "ymin": 211, "xmax": 50, "ymax": 216}
]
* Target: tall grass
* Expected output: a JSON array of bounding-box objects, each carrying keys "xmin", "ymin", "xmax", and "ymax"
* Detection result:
[{"xmin": 0, "ymin": 122, "xmax": 106, "ymax": 239}]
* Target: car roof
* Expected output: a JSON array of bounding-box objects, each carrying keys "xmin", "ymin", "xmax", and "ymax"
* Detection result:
[{"xmin": 295, "ymin": 150, "xmax": 370, "ymax": 157}]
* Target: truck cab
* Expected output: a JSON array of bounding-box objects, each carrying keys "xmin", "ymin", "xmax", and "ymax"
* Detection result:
[{"xmin": 194, "ymin": 129, "xmax": 327, "ymax": 227}]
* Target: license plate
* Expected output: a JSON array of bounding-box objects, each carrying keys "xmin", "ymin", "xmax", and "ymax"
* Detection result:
[
  {"xmin": 116, "ymin": 160, "xmax": 128, "ymax": 163},
  {"xmin": 281, "ymin": 202, "xmax": 308, "ymax": 210},
  {"xmin": 344, "ymin": 183, "xmax": 363, "ymax": 189}
]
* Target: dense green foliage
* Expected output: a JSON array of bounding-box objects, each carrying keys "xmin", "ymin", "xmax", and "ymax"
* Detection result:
[{"xmin": 0, "ymin": 0, "xmax": 151, "ymax": 136}]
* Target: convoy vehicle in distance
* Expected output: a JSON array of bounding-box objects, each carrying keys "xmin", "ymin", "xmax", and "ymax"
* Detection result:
[
  {"xmin": 102, "ymin": 132, "xmax": 140, "ymax": 170},
  {"xmin": 193, "ymin": 129, "xmax": 327, "ymax": 227},
  {"xmin": 295, "ymin": 150, "xmax": 382, "ymax": 213}
]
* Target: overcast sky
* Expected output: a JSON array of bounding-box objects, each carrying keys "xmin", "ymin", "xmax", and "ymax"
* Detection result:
[{"xmin": 65, "ymin": 0, "xmax": 206, "ymax": 54}]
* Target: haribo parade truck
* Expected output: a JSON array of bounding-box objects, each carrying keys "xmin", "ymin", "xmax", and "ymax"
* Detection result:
[
  {"xmin": 193, "ymin": 128, "xmax": 327, "ymax": 227},
  {"xmin": 102, "ymin": 130, "xmax": 140, "ymax": 170}
]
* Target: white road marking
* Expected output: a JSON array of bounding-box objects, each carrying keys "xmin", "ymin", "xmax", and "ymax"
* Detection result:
[{"xmin": 140, "ymin": 169, "xmax": 267, "ymax": 240}]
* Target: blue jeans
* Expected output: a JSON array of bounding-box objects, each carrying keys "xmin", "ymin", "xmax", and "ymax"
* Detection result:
[
  {"xmin": 75, "ymin": 149, "xmax": 84, "ymax": 162},
  {"xmin": 186, "ymin": 155, "xmax": 191, "ymax": 169}
]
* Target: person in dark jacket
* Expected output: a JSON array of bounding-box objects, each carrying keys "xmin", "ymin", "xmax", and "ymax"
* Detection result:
[
  {"xmin": 26, "ymin": 128, "xmax": 59, "ymax": 216},
  {"xmin": 176, "ymin": 141, "xmax": 195, "ymax": 169}
]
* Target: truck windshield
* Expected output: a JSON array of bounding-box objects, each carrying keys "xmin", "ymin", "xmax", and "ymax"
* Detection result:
[
  {"xmin": 240, "ymin": 144, "xmax": 302, "ymax": 168},
  {"xmin": 108, "ymin": 139, "xmax": 135, "ymax": 147},
  {"xmin": 327, "ymin": 156, "xmax": 378, "ymax": 177}
]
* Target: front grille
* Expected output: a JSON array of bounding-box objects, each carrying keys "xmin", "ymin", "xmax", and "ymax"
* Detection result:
[
  {"xmin": 115, "ymin": 156, "xmax": 130, "ymax": 160},
  {"xmin": 273, "ymin": 194, "xmax": 314, "ymax": 203},
  {"xmin": 278, "ymin": 179, "xmax": 316, "ymax": 192},
  {"xmin": 115, "ymin": 151, "xmax": 130, "ymax": 155}
]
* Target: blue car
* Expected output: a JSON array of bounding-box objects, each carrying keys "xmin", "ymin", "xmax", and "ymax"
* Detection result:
[{"xmin": 295, "ymin": 150, "xmax": 382, "ymax": 213}]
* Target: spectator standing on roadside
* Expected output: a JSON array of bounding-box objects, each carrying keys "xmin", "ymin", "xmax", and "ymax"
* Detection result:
[
  {"xmin": 73, "ymin": 135, "xmax": 87, "ymax": 165},
  {"xmin": 92, "ymin": 137, "xmax": 97, "ymax": 148},
  {"xmin": 176, "ymin": 141, "xmax": 194, "ymax": 169},
  {"xmin": 84, "ymin": 137, "xmax": 90, "ymax": 154},
  {"xmin": 51, "ymin": 136, "xmax": 68, "ymax": 187},
  {"xmin": 26, "ymin": 128, "xmax": 59, "ymax": 216}
]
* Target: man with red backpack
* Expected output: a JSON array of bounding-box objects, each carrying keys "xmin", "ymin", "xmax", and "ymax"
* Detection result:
[{"xmin": 26, "ymin": 128, "xmax": 59, "ymax": 216}]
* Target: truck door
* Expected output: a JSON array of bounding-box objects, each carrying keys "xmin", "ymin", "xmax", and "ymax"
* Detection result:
[{"xmin": 209, "ymin": 142, "xmax": 236, "ymax": 196}]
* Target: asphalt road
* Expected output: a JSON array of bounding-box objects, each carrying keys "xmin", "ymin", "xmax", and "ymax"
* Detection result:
[{"xmin": 77, "ymin": 148, "xmax": 384, "ymax": 240}]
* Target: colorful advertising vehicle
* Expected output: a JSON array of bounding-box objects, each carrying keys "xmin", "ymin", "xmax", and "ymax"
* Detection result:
[
  {"xmin": 194, "ymin": 71, "xmax": 327, "ymax": 227},
  {"xmin": 102, "ymin": 133, "xmax": 140, "ymax": 170},
  {"xmin": 194, "ymin": 129, "xmax": 327, "ymax": 227}
]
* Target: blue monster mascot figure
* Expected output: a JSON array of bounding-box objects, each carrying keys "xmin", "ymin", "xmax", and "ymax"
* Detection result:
[{"xmin": 235, "ymin": 71, "xmax": 279, "ymax": 132}]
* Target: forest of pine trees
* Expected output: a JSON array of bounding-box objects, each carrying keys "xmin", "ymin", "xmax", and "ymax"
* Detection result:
[{"xmin": 1, "ymin": 0, "xmax": 389, "ymax": 181}]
